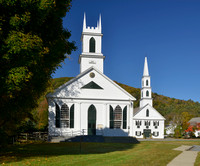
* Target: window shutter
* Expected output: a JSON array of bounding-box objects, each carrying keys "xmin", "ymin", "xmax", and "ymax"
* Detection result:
[
  {"xmin": 70, "ymin": 104, "xmax": 74, "ymax": 128},
  {"xmin": 110, "ymin": 106, "xmax": 114, "ymax": 129},
  {"xmin": 55, "ymin": 103, "xmax": 60, "ymax": 128},
  {"xmin": 123, "ymin": 106, "xmax": 127, "ymax": 129}
]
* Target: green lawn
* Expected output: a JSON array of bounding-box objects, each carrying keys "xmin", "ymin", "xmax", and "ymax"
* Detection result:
[
  {"xmin": 195, "ymin": 152, "xmax": 200, "ymax": 166},
  {"xmin": 0, "ymin": 141, "xmax": 200, "ymax": 166}
]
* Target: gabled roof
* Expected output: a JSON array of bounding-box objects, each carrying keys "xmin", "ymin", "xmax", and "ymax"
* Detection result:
[
  {"xmin": 133, "ymin": 106, "xmax": 145, "ymax": 116},
  {"xmin": 133, "ymin": 104, "xmax": 165, "ymax": 120},
  {"xmin": 47, "ymin": 66, "xmax": 136, "ymax": 101},
  {"xmin": 189, "ymin": 117, "xmax": 200, "ymax": 125}
]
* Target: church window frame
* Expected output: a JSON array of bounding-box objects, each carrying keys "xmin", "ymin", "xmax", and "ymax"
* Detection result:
[
  {"xmin": 145, "ymin": 120, "xmax": 150, "ymax": 128},
  {"xmin": 146, "ymin": 80, "xmax": 149, "ymax": 86},
  {"xmin": 113, "ymin": 105, "xmax": 122, "ymax": 128},
  {"xmin": 146, "ymin": 90, "xmax": 149, "ymax": 97},
  {"xmin": 136, "ymin": 120, "xmax": 142, "ymax": 128},
  {"xmin": 153, "ymin": 132, "xmax": 159, "ymax": 137},
  {"xmin": 136, "ymin": 131, "xmax": 141, "ymax": 136},
  {"xmin": 146, "ymin": 109, "xmax": 149, "ymax": 117},
  {"xmin": 110, "ymin": 105, "xmax": 122, "ymax": 129},
  {"xmin": 89, "ymin": 37, "xmax": 95, "ymax": 53},
  {"xmin": 153, "ymin": 121, "xmax": 159, "ymax": 129},
  {"xmin": 60, "ymin": 103, "xmax": 69, "ymax": 128}
]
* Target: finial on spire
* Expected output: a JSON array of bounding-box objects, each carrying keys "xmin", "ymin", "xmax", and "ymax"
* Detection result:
[
  {"xmin": 143, "ymin": 57, "xmax": 149, "ymax": 76},
  {"xmin": 99, "ymin": 14, "xmax": 101, "ymax": 32},
  {"xmin": 83, "ymin": 12, "xmax": 86, "ymax": 31}
]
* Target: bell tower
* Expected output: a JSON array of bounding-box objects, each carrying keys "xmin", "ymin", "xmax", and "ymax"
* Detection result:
[
  {"xmin": 79, "ymin": 13, "xmax": 105, "ymax": 73},
  {"xmin": 140, "ymin": 57, "xmax": 153, "ymax": 107}
]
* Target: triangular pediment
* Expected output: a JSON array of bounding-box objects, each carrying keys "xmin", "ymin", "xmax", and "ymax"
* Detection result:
[
  {"xmin": 47, "ymin": 67, "xmax": 136, "ymax": 101},
  {"xmin": 81, "ymin": 81, "xmax": 103, "ymax": 89},
  {"xmin": 133, "ymin": 104, "xmax": 165, "ymax": 120}
]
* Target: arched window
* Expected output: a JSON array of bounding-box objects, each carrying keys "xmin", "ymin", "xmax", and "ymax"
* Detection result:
[
  {"xmin": 114, "ymin": 105, "xmax": 122, "ymax": 128},
  {"xmin": 55, "ymin": 103, "xmax": 60, "ymax": 128},
  {"xmin": 146, "ymin": 80, "xmax": 149, "ymax": 86},
  {"xmin": 123, "ymin": 106, "xmax": 127, "ymax": 129},
  {"xmin": 146, "ymin": 90, "xmax": 149, "ymax": 97},
  {"xmin": 110, "ymin": 105, "xmax": 122, "ymax": 129},
  {"xmin": 146, "ymin": 109, "xmax": 149, "ymax": 117},
  {"xmin": 89, "ymin": 37, "xmax": 95, "ymax": 52},
  {"xmin": 88, "ymin": 105, "xmax": 96, "ymax": 135},
  {"xmin": 60, "ymin": 104, "xmax": 69, "ymax": 128},
  {"xmin": 70, "ymin": 104, "xmax": 74, "ymax": 128},
  {"xmin": 110, "ymin": 106, "xmax": 114, "ymax": 129}
]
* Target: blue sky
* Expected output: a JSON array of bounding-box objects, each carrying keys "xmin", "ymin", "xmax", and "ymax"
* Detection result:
[{"xmin": 53, "ymin": 0, "xmax": 200, "ymax": 102}]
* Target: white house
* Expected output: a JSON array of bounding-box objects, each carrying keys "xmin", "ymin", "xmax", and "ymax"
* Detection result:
[{"xmin": 46, "ymin": 14, "xmax": 165, "ymax": 139}]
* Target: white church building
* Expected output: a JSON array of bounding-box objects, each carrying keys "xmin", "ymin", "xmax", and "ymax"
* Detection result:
[{"xmin": 47, "ymin": 14, "xmax": 165, "ymax": 139}]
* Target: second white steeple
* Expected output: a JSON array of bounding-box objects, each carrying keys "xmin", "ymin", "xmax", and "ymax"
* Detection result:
[{"xmin": 140, "ymin": 57, "xmax": 153, "ymax": 107}]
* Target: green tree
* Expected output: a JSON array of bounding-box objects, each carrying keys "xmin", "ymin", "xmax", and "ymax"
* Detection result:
[{"xmin": 0, "ymin": 0, "xmax": 76, "ymax": 142}]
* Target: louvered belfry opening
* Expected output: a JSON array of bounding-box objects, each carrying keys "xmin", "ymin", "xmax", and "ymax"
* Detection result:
[{"xmin": 60, "ymin": 104, "xmax": 69, "ymax": 128}]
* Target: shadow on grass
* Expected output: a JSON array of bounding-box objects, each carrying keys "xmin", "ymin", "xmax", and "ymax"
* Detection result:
[{"xmin": 0, "ymin": 140, "xmax": 139, "ymax": 164}]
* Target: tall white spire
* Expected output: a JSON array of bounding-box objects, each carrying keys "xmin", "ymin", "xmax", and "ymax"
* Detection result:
[
  {"xmin": 140, "ymin": 57, "xmax": 152, "ymax": 107},
  {"xmin": 143, "ymin": 57, "xmax": 149, "ymax": 76},
  {"xmin": 99, "ymin": 14, "xmax": 101, "ymax": 32},
  {"xmin": 83, "ymin": 13, "xmax": 86, "ymax": 31}
]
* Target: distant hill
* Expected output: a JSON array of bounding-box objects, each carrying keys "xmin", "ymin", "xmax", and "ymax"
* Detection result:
[{"xmin": 33, "ymin": 77, "xmax": 200, "ymax": 130}]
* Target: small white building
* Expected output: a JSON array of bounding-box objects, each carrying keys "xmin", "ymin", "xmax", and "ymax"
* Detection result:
[
  {"xmin": 47, "ymin": 14, "xmax": 165, "ymax": 139},
  {"xmin": 133, "ymin": 58, "xmax": 165, "ymax": 139}
]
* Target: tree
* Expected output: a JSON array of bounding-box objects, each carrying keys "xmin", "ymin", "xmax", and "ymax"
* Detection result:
[{"xmin": 0, "ymin": 0, "xmax": 76, "ymax": 142}]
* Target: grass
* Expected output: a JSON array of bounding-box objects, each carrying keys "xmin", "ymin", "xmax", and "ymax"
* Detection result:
[
  {"xmin": 0, "ymin": 141, "xmax": 200, "ymax": 166},
  {"xmin": 195, "ymin": 152, "xmax": 200, "ymax": 166}
]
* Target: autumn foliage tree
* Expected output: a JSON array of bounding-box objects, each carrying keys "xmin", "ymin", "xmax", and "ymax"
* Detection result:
[{"xmin": 0, "ymin": 0, "xmax": 76, "ymax": 142}]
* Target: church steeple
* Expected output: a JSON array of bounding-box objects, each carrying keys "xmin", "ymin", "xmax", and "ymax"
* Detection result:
[
  {"xmin": 143, "ymin": 57, "xmax": 149, "ymax": 76},
  {"xmin": 140, "ymin": 57, "xmax": 153, "ymax": 108},
  {"xmin": 83, "ymin": 13, "xmax": 86, "ymax": 32},
  {"xmin": 98, "ymin": 14, "xmax": 101, "ymax": 32},
  {"xmin": 79, "ymin": 13, "xmax": 105, "ymax": 73}
]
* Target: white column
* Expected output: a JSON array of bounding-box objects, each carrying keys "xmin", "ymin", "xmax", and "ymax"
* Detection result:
[
  {"xmin": 129, "ymin": 102, "xmax": 133, "ymax": 136},
  {"xmin": 80, "ymin": 103, "xmax": 82, "ymax": 134}
]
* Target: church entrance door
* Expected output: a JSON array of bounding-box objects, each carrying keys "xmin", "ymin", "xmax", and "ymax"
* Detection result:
[
  {"xmin": 143, "ymin": 129, "xmax": 151, "ymax": 138},
  {"xmin": 88, "ymin": 105, "xmax": 96, "ymax": 135}
]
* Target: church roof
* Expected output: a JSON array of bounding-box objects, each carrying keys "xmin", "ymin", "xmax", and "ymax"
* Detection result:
[
  {"xmin": 189, "ymin": 117, "xmax": 200, "ymax": 125},
  {"xmin": 133, "ymin": 104, "xmax": 165, "ymax": 120},
  {"xmin": 47, "ymin": 66, "xmax": 136, "ymax": 101},
  {"xmin": 133, "ymin": 107, "xmax": 142, "ymax": 116}
]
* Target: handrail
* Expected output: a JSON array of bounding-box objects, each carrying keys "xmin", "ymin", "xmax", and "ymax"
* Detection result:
[{"xmin": 58, "ymin": 128, "xmax": 103, "ymax": 137}]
